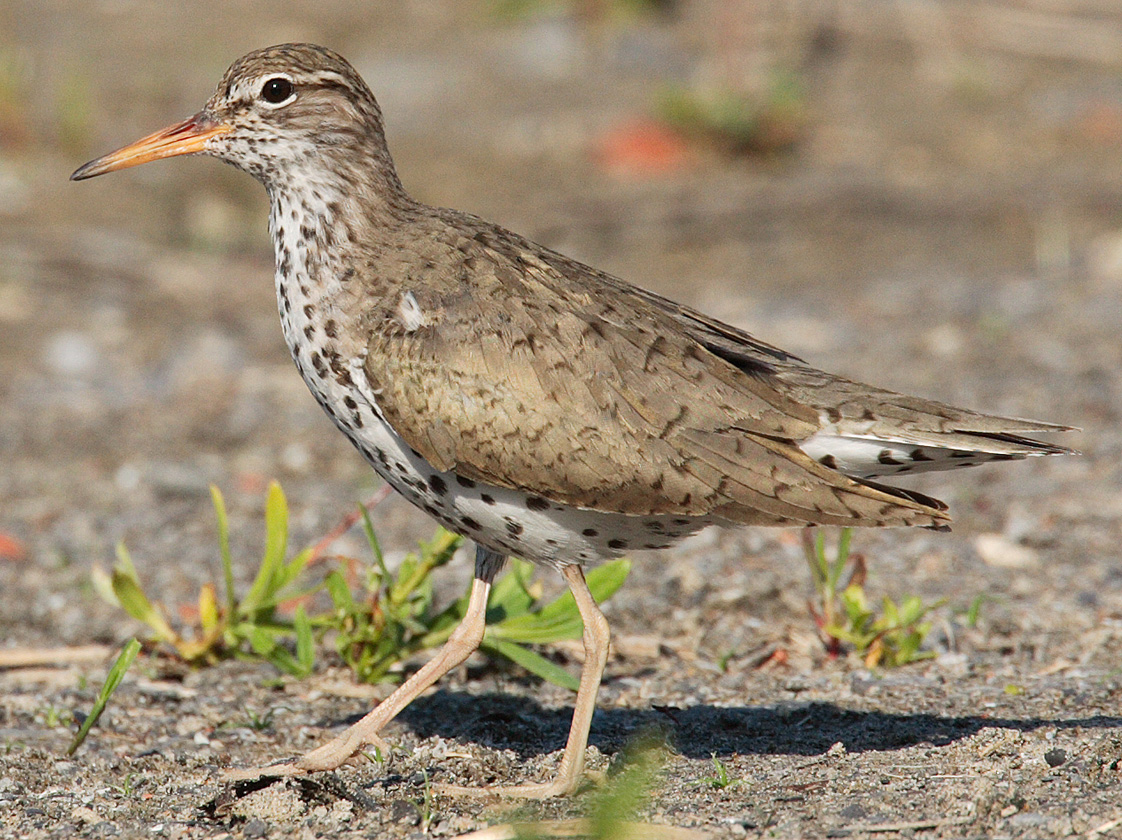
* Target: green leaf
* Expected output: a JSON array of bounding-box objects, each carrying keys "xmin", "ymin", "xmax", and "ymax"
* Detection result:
[
  {"xmin": 485, "ymin": 560, "xmax": 537, "ymax": 623},
  {"xmin": 491, "ymin": 559, "xmax": 632, "ymax": 644},
  {"xmin": 241, "ymin": 481, "xmax": 289, "ymax": 616},
  {"xmin": 113, "ymin": 541, "xmax": 139, "ymax": 581},
  {"xmin": 198, "ymin": 583, "xmax": 220, "ymax": 634},
  {"xmin": 481, "ymin": 638, "xmax": 579, "ymax": 691},
  {"xmin": 265, "ymin": 645, "xmax": 303, "ymax": 676},
  {"xmin": 246, "ymin": 624, "xmax": 277, "ymax": 657},
  {"xmin": 324, "ymin": 569, "xmax": 354, "ymax": 610},
  {"xmin": 110, "ymin": 565, "xmax": 177, "ymax": 644},
  {"xmin": 586, "ymin": 558, "xmax": 631, "ymax": 603}
]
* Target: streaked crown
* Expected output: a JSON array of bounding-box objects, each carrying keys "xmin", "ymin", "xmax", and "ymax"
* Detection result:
[{"xmin": 202, "ymin": 44, "xmax": 401, "ymax": 192}]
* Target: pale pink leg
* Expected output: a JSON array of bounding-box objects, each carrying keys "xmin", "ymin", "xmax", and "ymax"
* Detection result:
[
  {"xmin": 438, "ymin": 562, "xmax": 611, "ymax": 799},
  {"xmin": 226, "ymin": 548, "xmax": 504, "ymax": 780}
]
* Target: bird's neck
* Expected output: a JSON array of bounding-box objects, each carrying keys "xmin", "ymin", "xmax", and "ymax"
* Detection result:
[{"xmin": 266, "ymin": 168, "xmax": 413, "ymax": 373}]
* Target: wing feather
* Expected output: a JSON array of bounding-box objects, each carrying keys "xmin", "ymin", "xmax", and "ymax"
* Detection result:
[{"xmin": 361, "ymin": 234, "xmax": 948, "ymax": 526}]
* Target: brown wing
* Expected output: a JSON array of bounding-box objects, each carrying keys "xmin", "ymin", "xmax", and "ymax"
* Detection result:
[{"xmin": 362, "ymin": 228, "xmax": 949, "ymax": 528}]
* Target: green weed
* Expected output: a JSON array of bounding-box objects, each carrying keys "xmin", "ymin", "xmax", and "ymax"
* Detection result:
[
  {"xmin": 324, "ymin": 505, "xmax": 630, "ymax": 690},
  {"xmin": 696, "ymin": 755, "xmax": 739, "ymax": 790},
  {"xmin": 95, "ymin": 481, "xmax": 630, "ymax": 692},
  {"xmin": 803, "ymin": 528, "xmax": 945, "ymax": 668},
  {"xmin": 657, "ymin": 70, "xmax": 806, "ymax": 155},
  {"xmin": 585, "ymin": 733, "xmax": 669, "ymax": 839},
  {"xmin": 94, "ymin": 482, "xmax": 316, "ymax": 677}
]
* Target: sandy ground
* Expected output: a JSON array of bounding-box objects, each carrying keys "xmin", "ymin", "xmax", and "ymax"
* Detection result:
[{"xmin": 2, "ymin": 2, "xmax": 1122, "ymax": 837}]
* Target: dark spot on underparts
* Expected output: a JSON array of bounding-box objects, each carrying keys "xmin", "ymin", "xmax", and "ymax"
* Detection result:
[
  {"xmin": 481, "ymin": 494, "xmax": 495, "ymax": 505},
  {"xmin": 461, "ymin": 516, "xmax": 481, "ymax": 531},
  {"xmin": 456, "ymin": 476, "xmax": 476, "ymax": 488},
  {"xmin": 526, "ymin": 496, "xmax": 550, "ymax": 511},
  {"xmin": 608, "ymin": 538, "xmax": 628, "ymax": 549},
  {"xmin": 505, "ymin": 521, "xmax": 523, "ymax": 536},
  {"xmin": 428, "ymin": 475, "xmax": 447, "ymax": 495},
  {"xmin": 582, "ymin": 528, "xmax": 598, "ymax": 537}
]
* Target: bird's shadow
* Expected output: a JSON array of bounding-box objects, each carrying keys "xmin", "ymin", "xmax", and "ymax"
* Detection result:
[{"xmin": 389, "ymin": 689, "xmax": 1122, "ymax": 761}]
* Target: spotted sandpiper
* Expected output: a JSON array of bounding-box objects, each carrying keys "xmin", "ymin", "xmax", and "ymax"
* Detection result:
[{"xmin": 72, "ymin": 44, "xmax": 1074, "ymax": 798}]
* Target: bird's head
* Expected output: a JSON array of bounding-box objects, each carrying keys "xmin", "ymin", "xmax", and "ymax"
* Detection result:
[{"xmin": 72, "ymin": 44, "xmax": 397, "ymax": 193}]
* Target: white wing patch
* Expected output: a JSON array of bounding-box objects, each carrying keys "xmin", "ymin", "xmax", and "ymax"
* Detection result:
[
  {"xmin": 801, "ymin": 433, "xmax": 1018, "ymax": 478},
  {"xmin": 397, "ymin": 290, "xmax": 426, "ymax": 332}
]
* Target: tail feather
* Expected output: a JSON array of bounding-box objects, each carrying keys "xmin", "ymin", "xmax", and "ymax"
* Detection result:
[
  {"xmin": 800, "ymin": 431, "xmax": 1076, "ymax": 479},
  {"xmin": 778, "ymin": 367, "xmax": 1077, "ymax": 479}
]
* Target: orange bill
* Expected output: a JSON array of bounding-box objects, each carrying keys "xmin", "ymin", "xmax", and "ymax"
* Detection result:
[{"xmin": 71, "ymin": 113, "xmax": 231, "ymax": 181}]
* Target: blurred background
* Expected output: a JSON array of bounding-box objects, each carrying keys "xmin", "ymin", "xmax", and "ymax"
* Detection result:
[{"xmin": 0, "ymin": 0, "xmax": 1116, "ymax": 649}]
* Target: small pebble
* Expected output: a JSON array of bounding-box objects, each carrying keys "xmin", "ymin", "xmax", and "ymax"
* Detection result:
[
  {"xmin": 975, "ymin": 533, "xmax": 1039, "ymax": 569},
  {"xmin": 1044, "ymin": 747, "xmax": 1067, "ymax": 767}
]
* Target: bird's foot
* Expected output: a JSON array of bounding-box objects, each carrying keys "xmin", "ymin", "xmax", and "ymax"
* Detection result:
[
  {"xmin": 435, "ymin": 767, "xmax": 601, "ymax": 800},
  {"xmin": 224, "ymin": 729, "xmax": 393, "ymax": 781}
]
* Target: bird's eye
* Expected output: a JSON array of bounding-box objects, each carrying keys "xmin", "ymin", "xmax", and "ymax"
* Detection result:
[{"xmin": 260, "ymin": 77, "xmax": 295, "ymax": 105}]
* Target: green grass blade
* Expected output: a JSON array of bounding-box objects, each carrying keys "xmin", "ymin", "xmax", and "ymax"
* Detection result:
[
  {"xmin": 209, "ymin": 485, "xmax": 236, "ymax": 616},
  {"xmin": 827, "ymin": 528, "xmax": 852, "ymax": 596},
  {"xmin": 359, "ymin": 504, "xmax": 387, "ymax": 577},
  {"xmin": 90, "ymin": 564, "xmax": 118, "ymax": 606},
  {"xmin": 482, "ymin": 638, "xmax": 579, "ymax": 691},
  {"xmin": 113, "ymin": 541, "xmax": 139, "ymax": 580},
  {"xmin": 294, "ymin": 605, "xmax": 314, "ymax": 676},
  {"xmin": 264, "ymin": 645, "xmax": 303, "ymax": 676},
  {"xmin": 67, "ymin": 638, "xmax": 141, "ymax": 755}
]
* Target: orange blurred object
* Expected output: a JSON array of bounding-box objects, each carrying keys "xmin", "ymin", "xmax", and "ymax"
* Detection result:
[
  {"xmin": 0, "ymin": 532, "xmax": 27, "ymax": 561},
  {"xmin": 593, "ymin": 118, "xmax": 693, "ymax": 177}
]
